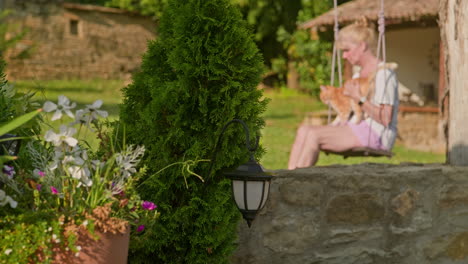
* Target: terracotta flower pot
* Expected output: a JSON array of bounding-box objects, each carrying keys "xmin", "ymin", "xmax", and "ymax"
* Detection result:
[{"xmin": 53, "ymin": 228, "xmax": 130, "ymax": 264}]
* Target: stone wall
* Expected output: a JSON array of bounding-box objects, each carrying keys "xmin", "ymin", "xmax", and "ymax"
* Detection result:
[
  {"xmin": 4, "ymin": 1, "xmax": 156, "ymax": 80},
  {"xmin": 232, "ymin": 163, "xmax": 468, "ymax": 264}
]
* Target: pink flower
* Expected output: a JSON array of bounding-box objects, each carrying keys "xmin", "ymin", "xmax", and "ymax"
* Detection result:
[
  {"xmin": 36, "ymin": 184, "xmax": 42, "ymax": 191},
  {"xmin": 137, "ymin": 225, "xmax": 145, "ymax": 232},
  {"xmin": 38, "ymin": 171, "xmax": 45, "ymax": 177},
  {"xmin": 50, "ymin": 186, "xmax": 58, "ymax": 194},
  {"xmin": 142, "ymin": 201, "xmax": 157, "ymax": 210}
]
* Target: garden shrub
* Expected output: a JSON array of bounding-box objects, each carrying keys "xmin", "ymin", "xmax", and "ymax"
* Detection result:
[
  {"xmin": 0, "ymin": 58, "xmax": 41, "ymax": 172},
  {"xmin": 120, "ymin": 0, "xmax": 268, "ymax": 263}
]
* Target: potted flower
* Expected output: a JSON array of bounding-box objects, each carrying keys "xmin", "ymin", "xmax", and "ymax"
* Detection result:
[{"xmin": 0, "ymin": 96, "xmax": 159, "ymax": 264}]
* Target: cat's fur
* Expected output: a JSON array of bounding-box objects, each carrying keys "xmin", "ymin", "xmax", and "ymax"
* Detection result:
[{"xmin": 320, "ymin": 62, "xmax": 398, "ymax": 125}]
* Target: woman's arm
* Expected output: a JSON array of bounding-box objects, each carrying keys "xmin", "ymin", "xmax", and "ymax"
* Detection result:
[
  {"xmin": 344, "ymin": 68, "xmax": 397, "ymax": 127},
  {"xmin": 359, "ymin": 101, "xmax": 393, "ymax": 127}
]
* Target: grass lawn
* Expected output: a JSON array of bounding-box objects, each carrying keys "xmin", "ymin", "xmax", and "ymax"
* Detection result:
[
  {"xmin": 13, "ymin": 79, "xmax": 446, "ymax": 170},
  {"xmin": 261, "ymin": 88, "xmax": 446, "ymax": 169},
  {"xmin": 13, "ymin": 79, "xmax": 124, "ymax": 118}
]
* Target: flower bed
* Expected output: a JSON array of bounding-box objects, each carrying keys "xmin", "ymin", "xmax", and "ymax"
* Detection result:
[{"xmin": 0, "ymin": 95, "xmax": 159, "ymax": 263}]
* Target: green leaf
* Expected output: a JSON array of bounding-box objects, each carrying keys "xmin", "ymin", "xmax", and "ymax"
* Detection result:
[{"xmin": 0, "ymin": 109, "xmax": 42, "ymax": 136}]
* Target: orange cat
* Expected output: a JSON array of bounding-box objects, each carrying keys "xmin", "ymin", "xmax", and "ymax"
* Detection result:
[
  {"xmin": 319, "ymin": 62, "xmax": 398, "ymax": 125},
  {"xmin": 320, "ymin": 77, "xmax": 370, "ymax": 125}
]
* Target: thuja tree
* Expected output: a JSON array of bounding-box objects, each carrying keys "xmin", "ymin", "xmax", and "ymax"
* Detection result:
[{"xmin": 119, "ymin": 0, "xmax": 268, "ymax": 263}]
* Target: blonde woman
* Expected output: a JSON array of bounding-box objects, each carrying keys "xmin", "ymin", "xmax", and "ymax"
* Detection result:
[{"xmin": 288, "ymin": 18, "xmax": 398, "ymax": 170}]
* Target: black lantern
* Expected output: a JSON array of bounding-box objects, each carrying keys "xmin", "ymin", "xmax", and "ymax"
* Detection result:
[
  {"xmin": 224, "ymin": 157, "xmax": 272, "ymax": 227},
  {"xmin": 214, "ymin": 119, "xmax": 272, "ymax": 227},
  {"xmin": 0, "ymin": 134, "xmax": 21, "ymax": 156}
]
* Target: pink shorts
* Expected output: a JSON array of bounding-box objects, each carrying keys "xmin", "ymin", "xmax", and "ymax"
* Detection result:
[{"xmin": 347, "ymin": 121, "xmax": 384, "ymax": 150}]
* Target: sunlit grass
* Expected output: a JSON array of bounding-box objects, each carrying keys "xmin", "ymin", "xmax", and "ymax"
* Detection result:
[{"xmin": 260, "ymin": 87, "xmax": 445, "ymax": 170}]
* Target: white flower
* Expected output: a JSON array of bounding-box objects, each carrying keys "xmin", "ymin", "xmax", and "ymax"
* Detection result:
[
  {"xmin": 76, "ymin": 246, "xmax": 82, "ymax": 251},
  {"xmin": 91, "ymin": 160, "xmax": 105, "ymax": 171},
  {"xmin": 73, "ymin": 100, "xmax": 109, "ymax": 125},
  {"xmin": 86, "ymin": 100, "xmax": 108, "ymax": 119},
  {"xmin": 49, "ymin": 150, "xmax": 65, "ymax": 171},
  {"xmin": 52, "ymin": 234, "xmax": 57, "ymax": 240},
  {"xmin": 73, "ymin": 109, "xmax": 91, "ymax": 125},
  {"xmin": 67, "ymin": 165, "xmax": 90, "ymax": 181},
  {"xmin": 4, "ymin": 249, "xmax": 12, "ymax": 255},
  {"xmin": 81, "ymin": 177, "xmax": 92, "ymax": 187},
  {"xmin": 43, "ymin": 95, "xmax": 76, "ymax": 121},
  {"xmin": 48, "ymin": 227, "xmax": 52, "ymax": 232},
  {"xmin": 0, "ymin": 190, "xmax": 17, "ymax": 208},
  {"xmin": 82, "ymin": 220, "xmax": 88, "ymax": 227},
  {"xmin": 44, "ymin": 125, "xmax": 78, "ymax": 147},
  {"xmin": 115, "ymin": 145, "xmax": 145, "ymax": 179}
]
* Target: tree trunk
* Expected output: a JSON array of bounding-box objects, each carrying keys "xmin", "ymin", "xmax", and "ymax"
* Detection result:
[
  {"xmin": 287, "ymin": 60, "xmax": 300, "ymax": 90},
  {"xmin": 439, "ymin": 0, "xmax": 468, "ymax": 166}
]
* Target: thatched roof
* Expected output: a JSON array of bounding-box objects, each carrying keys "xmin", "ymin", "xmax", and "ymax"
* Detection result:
[
  {"xmin": 300, "ymin": 0, "xmax": 439, "ymax": 29},
  {"xmin": 62, "ymin": 2, "xmax": 139, "ymax": 15}
]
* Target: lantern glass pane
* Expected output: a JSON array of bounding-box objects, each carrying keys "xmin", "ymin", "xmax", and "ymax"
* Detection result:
[
  {"xmin": 246, "ymin": 181, "xmax": 264, "ymax": 210},
  {"xmin": 233, "ymin": 180, "xmax": 246, "ymax": 210},
  {"xmin": 259, "ymin": 181, "xmax": 270, "ymax": 209}
]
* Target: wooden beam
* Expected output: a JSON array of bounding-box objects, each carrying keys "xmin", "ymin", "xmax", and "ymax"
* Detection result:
[
  {"xmin": 440, "ymin": 0, "xmax": 468, "ymax": 165},
  {"xmin": 399, "ymin": 106, "xmax": 438, "ymax": 113}
]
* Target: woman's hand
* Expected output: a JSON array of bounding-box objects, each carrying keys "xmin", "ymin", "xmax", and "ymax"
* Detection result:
[{"xmin": 343, "ymin": 79, "xmax": 361, "ymax": 102}]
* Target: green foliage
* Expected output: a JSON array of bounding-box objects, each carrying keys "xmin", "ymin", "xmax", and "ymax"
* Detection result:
[
  {"xmin": 0, "ymin": 10, "xmax": 29, "ymax": 59},
  {"xmin": 105, "ymin": 0, "xmax": 168, "ymax": 19},
  {"xmin": 0, "ymin": 58, "xmax": 42, "ymax": 173},
  {"xmin": 0, "ymin": 210, "xmax": 60, "ymax": 264},
  {"xmin": 120, "ymin": 0, "xmax": 268, "ymax": 262},
  {"xmin": 0, "ymin": 59, "xmax": 41, "ymax": 132},
  {"xmin": 233, "ymin": 0, "xmax": 302, "ymax": 68},
  {"xmin": 286, "ymin": 29, "xmax": 333, "ymax": 96},
  {"xmin": 271, "ymin": 0, "xmax": 334, "ymax": 95},
  {"xmin": 65, "ymin": 0, "xmax": 108, "ymax": 6}
]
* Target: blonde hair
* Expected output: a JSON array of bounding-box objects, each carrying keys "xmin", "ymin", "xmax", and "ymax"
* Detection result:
[{"xmin": 336, "ymin": 17, "xmax": 377, "ymax": 55}]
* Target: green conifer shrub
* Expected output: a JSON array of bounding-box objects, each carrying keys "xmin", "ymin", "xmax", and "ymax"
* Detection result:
[{"xmin": 120, "ymin": 0, "xmax": 268, "ymax": 263}]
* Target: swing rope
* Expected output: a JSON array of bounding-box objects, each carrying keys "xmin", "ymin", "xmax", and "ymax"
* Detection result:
[
  {"xmin": 366, "ymin": 0, "xmax": 388, "ymax": 149},
  {"xmin": 328, "ymin": 0, "xmax": 342, "ymax": 124}
]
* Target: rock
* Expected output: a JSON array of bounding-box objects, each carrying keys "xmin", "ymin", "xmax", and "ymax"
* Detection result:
[{"xmin": 326, "ymin": 193, "xmax": 384, "ymax": 225}]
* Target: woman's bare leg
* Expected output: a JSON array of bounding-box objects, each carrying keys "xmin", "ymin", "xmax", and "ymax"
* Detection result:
[
  {"xmin": 291, "ymin": 125, "xmax": 362, "ymax": 169},
  {"xmin": 288, "ymin": 125, "xmax": 310, "ymax": 170}
]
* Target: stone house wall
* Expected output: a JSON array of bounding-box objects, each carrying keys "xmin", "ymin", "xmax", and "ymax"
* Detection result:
[
  {"xmin": 232, "ymin": 164, "xmax": 468, "ymax": 264},
  {"xmin": 3, "ymin": 1, "xmax": 156, "ymax": 80}
]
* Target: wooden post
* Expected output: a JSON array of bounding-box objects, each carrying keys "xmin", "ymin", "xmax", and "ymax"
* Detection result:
[
  {"xmin": 287, "ymin": 60, "xmax": 300, "ymax": 90},
  {"xmin": 438, "ymin": 41, "xmax": 448, "ymax": 159},
  {"xmin": 439, "ymin": 0, "xmax": 468, "ymax": 165}
]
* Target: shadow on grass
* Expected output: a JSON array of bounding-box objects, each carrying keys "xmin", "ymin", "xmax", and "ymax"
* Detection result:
[
  {"xmin": 263, "ymin": 113, "xmax": 296, "ymax": 120},
  {"xmin": 12, "ymin": 82, "xmax": 105, "ymax": 93},
  {"xmin": 37, "ymin": 87, "xmax": 104, "ymax": 93}
]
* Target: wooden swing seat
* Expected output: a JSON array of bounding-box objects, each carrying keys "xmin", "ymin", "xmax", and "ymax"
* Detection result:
[{"xmin": 324, "ymin": 147, "xmax": 393, "ymax": 159}]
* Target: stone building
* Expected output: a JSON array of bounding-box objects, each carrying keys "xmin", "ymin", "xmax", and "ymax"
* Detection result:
[{"xmin": 1, "ymin": 0, "xmax": 156, "ymax": 80}]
